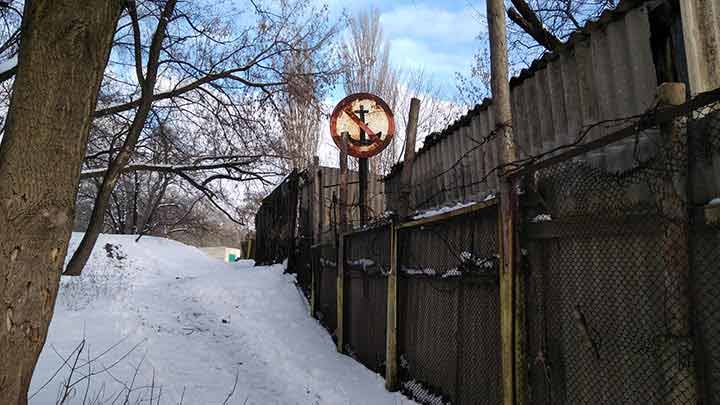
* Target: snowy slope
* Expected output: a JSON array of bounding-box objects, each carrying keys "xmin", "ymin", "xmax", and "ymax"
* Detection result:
[{"xmin": 30, "ymin": 234, "xmax": 414, "ymax": 405}]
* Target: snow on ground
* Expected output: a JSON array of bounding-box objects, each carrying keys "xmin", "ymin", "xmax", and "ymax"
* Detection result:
[{"xmin": 31, "ymin": 233, "xmax": 414, "ymax": 405}]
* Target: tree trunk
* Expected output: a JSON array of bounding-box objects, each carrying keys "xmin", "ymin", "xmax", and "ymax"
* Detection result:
[
  {"xmin": 64, "ymin": 0, "xmax": 177, "ymax": 276},
  {"xmin": 0, "ymin": 1, "xmax": 122, "ymax": 403}
]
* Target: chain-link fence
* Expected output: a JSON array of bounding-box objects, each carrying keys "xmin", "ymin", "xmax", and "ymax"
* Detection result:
[
  {"xmin": 517, "ymin": 91, "xmax": 720, "ymax": 405},
  {"xmin": 690, "ymin": 222, "xmax": 720, "ymax": 404},
  {"xmin": 688, "ymin": 100, "xmax": 720, "ymax": 404},
  {"xmin": 342, "ymin": 225, "xmax": 391, "ymax": 374},
  {"xmin": 304, "ymin": 89, "xmax": 720, "ymax": 404},
  {"xmin": 397, "ymin": 207, "xmax": 501, "ymax": 405}
]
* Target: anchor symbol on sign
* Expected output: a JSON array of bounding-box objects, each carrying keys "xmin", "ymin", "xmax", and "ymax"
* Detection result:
[{"xmin": 340, "ymin": 104, "xmax": 382, "ymax": 147}]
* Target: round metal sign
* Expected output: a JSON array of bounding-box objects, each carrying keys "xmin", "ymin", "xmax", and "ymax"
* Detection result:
[{"xmin": 329, "ymin": 93, "xmax": 395, "ymax": 159}]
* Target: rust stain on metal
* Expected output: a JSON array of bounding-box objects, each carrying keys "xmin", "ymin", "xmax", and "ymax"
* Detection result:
[{"xmin": 330, "ymin": 93, "xmax": 395, "ymax": 159}]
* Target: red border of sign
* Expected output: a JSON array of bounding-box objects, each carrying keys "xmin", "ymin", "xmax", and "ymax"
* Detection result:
[{"xmin": 329, "ymin": 92, "xmax": 396, "ymax": 159}]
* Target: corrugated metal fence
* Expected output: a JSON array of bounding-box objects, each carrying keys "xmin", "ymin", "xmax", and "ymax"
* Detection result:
[{"xmin": 385, "ymin": 0, "xmax": 720, "ymax": 212}]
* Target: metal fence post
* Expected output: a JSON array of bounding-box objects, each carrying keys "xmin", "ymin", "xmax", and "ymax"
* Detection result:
[
  {"xmin": 337, "ymin": 233, "xmax": 345, "ymax": 353},
  {"xmin": 385, "ymin": 221, "xmax": 399, "ymax": 391}
]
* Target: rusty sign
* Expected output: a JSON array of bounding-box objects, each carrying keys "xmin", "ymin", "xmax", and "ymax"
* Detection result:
[{"xmin": 329, "ymin": 93, "xmax": 396, "ymax": 159}]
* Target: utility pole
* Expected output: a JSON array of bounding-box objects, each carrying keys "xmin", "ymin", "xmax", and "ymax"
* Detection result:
[
  {"xmin": 400, "ymin": 98, "xmax": 421, "ymax": 218},
  {"xmin": 486, "ymin": 0, "xmax": 524, "ymax": 403}
]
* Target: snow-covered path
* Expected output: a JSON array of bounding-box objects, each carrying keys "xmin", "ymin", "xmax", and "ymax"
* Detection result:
[{"xmin": 31, "ymin": 234, "xmax": 414, "ymax": 405}]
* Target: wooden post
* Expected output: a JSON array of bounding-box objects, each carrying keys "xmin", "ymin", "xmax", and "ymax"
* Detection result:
[
  {"xmin": 385, "ymin": 221, "xmax": 399, "ymax": 391},
  {"xmin": 310, "ymin": 247, "xmax": 316, "ymax": 317},
  {"xmin": 339, "ymin": 135, "xmax": 349, "ymax": 232},
  {"xmin": 336, "ymin": 233, "xmax": 345, "ymax": 353},
  {"xmin": 400, "ymin": 98, "xmax": 421, "ymax": 219},
  {"xmin": 654, "ymin": 83, "xmax": 697, "ymax": 404},
  {"xmin": 486, "ymin": 0, "xmax": 524, "ymax": 403},
  {"xmin": 312, "ymin": 156, "xmax": 322, "ymax": 243},
  {"xmin": 310, "ymin": 156, "xmax": 321, "ymax": 317}
]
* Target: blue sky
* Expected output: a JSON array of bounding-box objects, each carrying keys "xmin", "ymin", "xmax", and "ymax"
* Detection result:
[{"xmin": 327, "ymin": 0, "xmax": 488, "ymax": 99}]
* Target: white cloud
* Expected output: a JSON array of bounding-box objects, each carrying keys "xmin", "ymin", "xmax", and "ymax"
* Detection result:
[
  {"xmin": 380, "ymin": 4, "xmax": 485, "ymax": 46},
  {"xmin": 389, "ymin": 37, "xmax": 473, "ymax": 78},
  {"xmin": 376, "ymin": 3, "xmax": 486, "ymax": 90}
]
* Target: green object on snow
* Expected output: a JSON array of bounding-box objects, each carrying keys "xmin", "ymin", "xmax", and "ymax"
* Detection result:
[{"xmin": 228, "ymin": 253, "xmax": 236, "ymax": 262}]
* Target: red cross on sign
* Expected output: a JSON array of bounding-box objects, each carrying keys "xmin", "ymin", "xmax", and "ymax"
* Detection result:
[{"xmin": 329, "ymin": 93, "xmax": 396, "ymax": 159}]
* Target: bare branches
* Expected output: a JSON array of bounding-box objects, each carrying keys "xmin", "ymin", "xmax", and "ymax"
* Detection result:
[
  {"xmin": 126, "ymin": 0, "xmax": 145, "ymax": 84},
  {"xmin": 458, "ymin": 0, "xmax": 614, "ymax": 105},
  {"xmin": 79, "ymin": 160, "xmax": 274, "ymax": 180},
  {"xmin": 508, "ymin": 0, "xmax": 564, "ymax": 53},
  {"xmin": 56, "ymin": 0, "xmax": 339, "ymax": 273}
]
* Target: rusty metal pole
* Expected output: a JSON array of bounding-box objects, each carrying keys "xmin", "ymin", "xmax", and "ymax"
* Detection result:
[
  {"xmin": 339, "ymin": 136, "xmax": 349, "ymax": 232},
  {"xmin": 359, "ymin": 158, "xmax": 368, "ymax": 226},
  {"xmin": 486, "ymin": 0, "xmax": 524, "ymax": 403},
  {"xmin": 357, "ymin": 104, "xmax": 370, "ymax": 227},
  {"xmin": 400, "ymin": 98, "xmax": 421, "ymax": 219},
  {"xmin": 337, "ymin": 136, "xmax": 349, "ymax": 354}
]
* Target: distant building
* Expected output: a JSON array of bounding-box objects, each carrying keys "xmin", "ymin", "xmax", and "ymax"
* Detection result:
[{"xmin": 200, "ymin": 246, "xmax": 243, "ymax": 263}]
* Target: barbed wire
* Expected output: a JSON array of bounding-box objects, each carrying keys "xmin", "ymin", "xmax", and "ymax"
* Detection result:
[{"xmin": 320, "ymin": 88, "xmax": 720, "ymax": 220}]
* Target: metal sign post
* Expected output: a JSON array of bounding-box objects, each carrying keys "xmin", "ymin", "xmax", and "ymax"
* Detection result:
[
  {"xmin": 355, "ymin": 103, "xmax": 370, "ymax": 226},
  {"xmin": 330, "ymin": 93, "xmax": 396, "ymax": 227}
]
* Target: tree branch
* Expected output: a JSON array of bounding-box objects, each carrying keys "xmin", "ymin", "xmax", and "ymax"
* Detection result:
[
  {"xmin": 508, "ymin": 0, "xmax": 563, "ymax": 52},
  {"xmin": 79, "ymin": 159, "xmax": 264, "ymax": 180}
]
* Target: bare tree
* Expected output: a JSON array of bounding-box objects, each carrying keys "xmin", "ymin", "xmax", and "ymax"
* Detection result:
[
  {"xmin": 340, "ymin": 8, "xmax": 460, "ymax": 174},
  {"xmin": 340, "ymin": 7, "xmax": 400, "ymax": 174},
  {"xmin": 0, "ymin": 1, "xmax": 123, "ymax": 402},
  {"xmin": 455, "ymin": 45, "xmax": 492, "ymax": 108},
  {"xmin": 64, "ymin": 0, "xmax": 339, "ymax": 276},
  {"xmin": 275, "ymin": 49, "xmax": 329, "ymax": 171},
  {"xmin": 507, "ymin": 0, "xmax": 614, "ymax": 54},
  {"xmin": 457, "ymin": 0, "xmax": 615, "ymax": 105},
  {"xmin": 341, "ymin": 8, "xmax": 400, "ymax": 105},
  {"xmin": 396, "ymin": 69, "xmax": 463, "ymax": 154}
]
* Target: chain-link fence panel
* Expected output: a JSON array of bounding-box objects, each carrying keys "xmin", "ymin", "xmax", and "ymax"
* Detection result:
[
  {"xmin": 314, "ymin": 243, "xmax": 338, "ymax": 337},
  {"xmin": 517, "ymin": 95, "xmax": 720, "ymax": 404},
  {"xmin": 690, "ymin": 222, "xmax": 720, "ymax": 404},
  {"xmin": 688, "ymin": 100, "xmax": 720, "ymax": 404},
  {"xmin": 397, "ymin": 207, "xmax": 501, "ymax": 405},
  {"xmin": 342, "ymin": 225, "xmax": 391, "ymax": 374}
]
